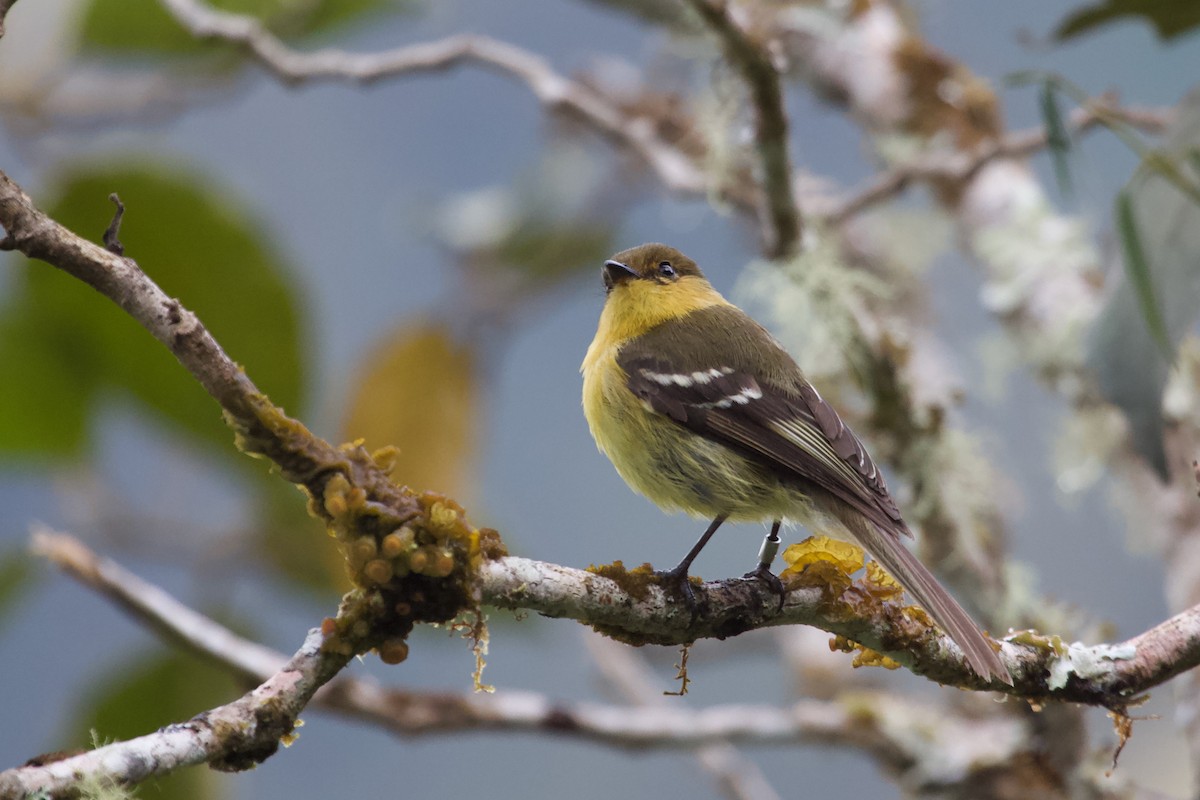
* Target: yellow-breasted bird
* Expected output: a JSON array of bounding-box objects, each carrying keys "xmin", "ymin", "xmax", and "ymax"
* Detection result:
[{"xmin": 581, "ymin": 243, "xmax": 1010, "ymax": 684}]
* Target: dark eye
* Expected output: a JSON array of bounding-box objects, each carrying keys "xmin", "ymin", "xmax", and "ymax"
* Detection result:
[{"xmin": 657, "ymin": 261, "xmax": 676, "ymax": 278}]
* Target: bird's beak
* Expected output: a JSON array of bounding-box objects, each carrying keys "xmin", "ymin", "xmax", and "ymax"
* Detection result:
[{"xmin": 602, "ymin": 259, "xmax": 638, "ymax": 292}]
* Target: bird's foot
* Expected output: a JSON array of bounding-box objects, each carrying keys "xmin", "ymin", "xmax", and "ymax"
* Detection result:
[
  {"xmin": 743, "ymin": 563, "xmax": 786, "ymax": 612},
  {"xmin": 656, "ymin": 565, "xmax": 702, "ymax": 619}
]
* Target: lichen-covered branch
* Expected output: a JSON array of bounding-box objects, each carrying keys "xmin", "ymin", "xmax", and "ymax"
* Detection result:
[
  {"xmin": 19, "ymin": 528, "xmax": 1011, "ymax": 766},
  {"xmin": 3, "ymin": 162, "xmax": 1200, "ymax": 797},
  {"xmin": 0, "ymin": 624, "xmax": 349, "ymax": 799},
  {"xmin": 685, "ymin": 0, "xmax": 802, "ymax": 258},
  {"xmin": 0, "ymin": 165, "xmax": 485, "ymax": 662},
  {"xmin": 24, "ymin": 526, "xmax": 1130, "ymax": 800},
  {"xmin": 480, "ymin": 556, "xmax": 1200, "ymax": 706},
  {"xmin": 25, "ymin": 524, "xmax": 1200, "ymax": 799}
]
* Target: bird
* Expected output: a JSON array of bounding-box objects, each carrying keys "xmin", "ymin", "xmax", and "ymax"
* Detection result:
[{"xmin": 580, "ymin": 242, "xmax": 1010, "ymax": 684}]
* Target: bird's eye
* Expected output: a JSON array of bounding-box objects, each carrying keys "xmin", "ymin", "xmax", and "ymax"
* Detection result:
[{"xmin": 657, "ymin": 261, "xmax": 677, "ymax": 278}]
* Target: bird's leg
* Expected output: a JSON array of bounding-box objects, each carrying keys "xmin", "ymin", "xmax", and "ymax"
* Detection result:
[
  {"xmin": 743, "ymin": 520, "xmax": 785, "ymax": 609},
  {"xmin": 658, "ymin": 514, "xmax": 728, "ymax": 615}
]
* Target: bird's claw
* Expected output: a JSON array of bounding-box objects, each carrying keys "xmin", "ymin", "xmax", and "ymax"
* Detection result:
[
  {"xmin": 743, "ymin": 563, "xmax": 786, "ymax": 612},
  {"xmin": 657, "ymin": 565, "xmax": 702, "ymax": 620}
]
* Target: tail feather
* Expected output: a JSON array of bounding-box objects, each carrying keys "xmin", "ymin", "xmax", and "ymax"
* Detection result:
[{"xmin": 843, "ymin": 516, "xmax": 1012, "ymax": 685}]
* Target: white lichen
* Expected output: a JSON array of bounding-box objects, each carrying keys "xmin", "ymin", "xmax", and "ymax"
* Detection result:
[{"xmin": 1047, "ymin": 641, "xmax": 1137, "ymax": 690}]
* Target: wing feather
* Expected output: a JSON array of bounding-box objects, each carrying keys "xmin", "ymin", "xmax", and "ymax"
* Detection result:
[{"xmin": 623, "ymin": 354, "xmax": 906, "ymax": 535}]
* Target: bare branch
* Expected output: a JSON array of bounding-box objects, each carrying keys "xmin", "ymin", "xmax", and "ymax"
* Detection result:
[
  {"xmin": 826, "ymin": 102, "xmax": 1175, "ymax": 225},
  {"xmin": 584, "ymin": 634, "xmax": 782, "ymax": 800},
  {"xmin": 157, "ymin": 0, "xmax": 708, "ymax": 200},
  {"xmin": 0, "ymin": 552, "xmax": 350, "ymax": 800},
  {"xmin": 29, "ymin": 526, "xmax": 285, "ymax": 684},
  {"xmin": 685, "ymin": 0, "xmax": 802, "ymax": 258}
]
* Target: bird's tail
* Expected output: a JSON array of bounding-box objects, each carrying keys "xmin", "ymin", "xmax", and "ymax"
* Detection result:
[{"xmin": 843, "ymin": 515, "xmax": 1012, "ymax": 685}]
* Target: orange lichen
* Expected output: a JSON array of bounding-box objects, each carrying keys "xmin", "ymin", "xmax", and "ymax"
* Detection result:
[
  {"xmin": 587, "ymin": 560, "xmax": 658, "ymax": 602},
  {"xmin": 378, "ymin": 639, "xmax": 410, "ymax": 665}
]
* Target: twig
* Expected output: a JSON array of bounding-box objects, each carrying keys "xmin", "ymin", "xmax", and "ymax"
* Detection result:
[
  {"xmin": 102, "ymin": 193, "xmax": 125, "ymax": 255},
  {"xmin": 584, "ymin": 634, "xmax": 781, "ymax": 800},
  {"xmin": 685, "ymin": 0, "xmax": 802, "ymax": 258},
  {"xmin": 826, "ymin": 102, "xmax": 1174, "ymax": 225},
  {"xmin": 29, "ymin": 526, "xmax": 285, "ymax": 683},
  {"xmin": 157, "ymin": 0, "xmax": 709, "ymax": 201}
]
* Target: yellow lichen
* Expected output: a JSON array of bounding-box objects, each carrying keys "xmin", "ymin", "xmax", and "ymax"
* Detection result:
[
  {"xmin": 1009, "ymin": 629, "xmax": 1066, "ymax": 656},
  {"xmin": 863, "ymin": 561, "xmax": 905, "ymax": 601},
  {"xmin": 830, "ymin": 635, "xmax": 901, "ymax": 670},
  {"xmin": 852, "ymin": 648, "xmax": 902, "ymax": 670},
  {"xmin": 780, "ymin": 536, "xmax": 864, "ymax": 577}
]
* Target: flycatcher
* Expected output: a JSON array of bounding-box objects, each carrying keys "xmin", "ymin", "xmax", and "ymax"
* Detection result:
[{"xmin": 581, "ymin": 242, "xmax": 1009, "ymax": 683}]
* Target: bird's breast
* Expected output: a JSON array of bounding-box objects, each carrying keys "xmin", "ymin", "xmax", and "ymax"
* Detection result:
[{"xmin": 582, "ymin": 344, "xmax": 802, "ymax": 522}]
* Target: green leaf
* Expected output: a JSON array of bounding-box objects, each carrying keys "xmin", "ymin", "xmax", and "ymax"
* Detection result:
[
  {"xmin": 1087, "ymin": 89, "xmax": 1200, "ymax": 478},
  {"xmin": 0, "ymin": 551, "xmax": 33, "ymax": 630},
  {"xmin": 0, "ymin": 162, "xmax": 305, "ymax": 461},
  {"xmin": 0, "ymin": 311, "xmax": 98, "ymax": 458},
  {"xmin": 79, "ymin": 0, "xmax": 410, "ymax": 58},
  {"xmin": 1115, "ymin": 189, "xmax": 1171, "ymax": 356},
  {"xmin": 1040, "ymin": 81, "xmax": 1074, "ymax": 198},
  {"xmin": 72, "ymin": 649, "xmax": 238, "ymax": 799},
  {"xmin": 495, "ymin": 221, "xmax": 616, "ymax": 283},
  {"xmin": 257, "ymin": 476, "xmax": 347, "ymax": 594},
  {"xmin": 1054, "ymin": 0, "xmax": 1200, "ymax": 42}
]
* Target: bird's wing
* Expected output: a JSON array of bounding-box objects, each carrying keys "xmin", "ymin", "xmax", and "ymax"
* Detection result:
[{"xmin": 621, "ymin": 354, "xmax": 907, "ymax": 536}]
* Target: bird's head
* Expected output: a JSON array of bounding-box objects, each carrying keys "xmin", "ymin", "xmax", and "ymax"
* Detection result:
[{"xmin": 594, "ymin": 243, "xmax": 727, "ymax": 343}]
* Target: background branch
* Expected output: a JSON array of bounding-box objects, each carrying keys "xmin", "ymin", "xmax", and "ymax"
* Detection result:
[
  {"xmin": 0, "ymin": 624, "xmax": 348, "ymax": 797},
  {"xmin": 158, "ymin": 0, "xmax": 714, "ymax": 204},
  {"xmin": 685, "ymin": 0, "xmax": 802, "ymax": 258}
]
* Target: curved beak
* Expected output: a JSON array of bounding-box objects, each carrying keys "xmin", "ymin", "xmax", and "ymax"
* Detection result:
[{"xmin": 602, "ymin": 259, "xmax": 638, "ymax": 292}]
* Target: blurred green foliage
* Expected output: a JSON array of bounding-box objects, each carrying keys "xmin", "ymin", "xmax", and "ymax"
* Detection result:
[
  {"xmin": 0, "ymin": 552, "xmax": 32, "ymax": 632},
  {"xmin": 1088, "ymin": 90, "xmax": 1200, "ymax": 477},
  {"xmin": 79, "ymin": 0, "xmax": 410, "ymax": 57},
  {"xmin": 73, "ymin": 649, "xmax": 241, "ymax": 799},
  {"xmin": 1055, "ymin": 0, "xmax": 1200, "ymax": 42},
  {"xmin": 0, "ymin": 163, "xmax": 305, "ymax": 461}
]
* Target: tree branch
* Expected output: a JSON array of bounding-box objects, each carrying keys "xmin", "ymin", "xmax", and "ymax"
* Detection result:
[
  {"xmin": 0, "ymin": 622, "xmax": 349, "ymax": 798},
  {"xmin": 825, "ymin": 101, "xmax": 1174, "ymax": 225},
  {"xmin": 20, "ymin": 528, "xmax": 1007, "ymax": 761},
  {"xmin": 583, "ymin": 634, "xmax": 781, "ymax": 800},
  {"xmin": 20, "ymin": 528, "xmax": 1162, "ymax": 799},
  {"xmin": 685, "ymin": 0, "xmax": 802, "ymax": 258},
  {"xmin": 157, "ymin": 0, "xmax": 709, "ymax": 202}
]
